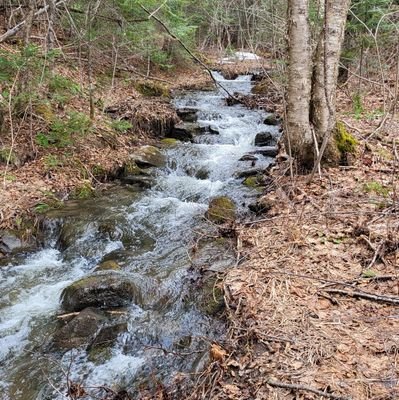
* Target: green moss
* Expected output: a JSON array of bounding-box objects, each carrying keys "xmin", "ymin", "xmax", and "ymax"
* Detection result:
[
  {"xmin": 244, "ymin": 176, "xmax": 261, "ymax": 187},
  {"xmin": 200, "ymin": 278, "xmax": 225, "ymax": 316},
  {"xmin": 34, "ymin": 102, "xmax": 54, "ymax": 122},
  {"xmin": 94, "ymin": 260, "xmax": 121, "ymax": 272},
  {"xmin": 161, "ymin": 138, "xmax": 180, "ymax": 147},
  {"xmin": 134, "ymin": 81, "xmax": 170, "ymax": 97},
  {"xmin": 205, "ymin": 196, "xmax": 236, "ymax": 224},
  {"xmin": 335, "ymin": 121, "xmax": 358, "ymax": 154},
  {"xmin": 124, "ymin": 161, "xmax": 146, "ymax": 176}
]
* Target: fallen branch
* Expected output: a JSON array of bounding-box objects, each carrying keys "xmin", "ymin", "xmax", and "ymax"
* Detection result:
[
  {"xmin": 324, "ymin": 289, "xmax": 399, "ymax": 305},
  {"xmin": 0, "ymin": 0, "xmax": 71, "ymax": 43},
  {"xmin": 267, "ymin": 379, "xmax": 351, "ymax": 400}
]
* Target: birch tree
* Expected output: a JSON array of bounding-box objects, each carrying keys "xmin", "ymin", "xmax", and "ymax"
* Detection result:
[{"xmin": 286, "ymin": 0, "xmax": 351, "ymax": 171}]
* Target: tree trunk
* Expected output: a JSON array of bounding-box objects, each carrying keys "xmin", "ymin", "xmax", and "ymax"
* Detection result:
[
  {"xmin": 46, "ymin": 0, "xmax": 57, "ymax": 51},
  {"xmin": 311, "ymin": 0, "xmax": 350, "ymax": 164},
  {"xmin": 285, "ymin": 0, "xmax": 314, "ymax": 170}
]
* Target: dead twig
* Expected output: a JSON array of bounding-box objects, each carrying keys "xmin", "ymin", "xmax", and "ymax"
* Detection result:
[
  {"xmin": 323, "ymin": 288, "xmax": 399, "ymax": 305},
  {"xmin": 266, "ymin": 379, "xmax": 351, "ymax": 400}
]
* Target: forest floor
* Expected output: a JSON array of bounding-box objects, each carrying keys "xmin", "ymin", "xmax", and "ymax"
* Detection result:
[{"xmin": 187, "ymin": 88, "xmax": 399, "ymax": 399}]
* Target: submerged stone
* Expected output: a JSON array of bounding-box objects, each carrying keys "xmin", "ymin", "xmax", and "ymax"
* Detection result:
[
  {"xmin": 60, "ymin": 272, "xmax": 141, "ymax": 312},
  {"xmin": 53, "ymin": 308, "xmax": 107, "ymax": 349},
  {"xmin": 205, "ymin": 197, "xmax": 236, "ymax": 224}
]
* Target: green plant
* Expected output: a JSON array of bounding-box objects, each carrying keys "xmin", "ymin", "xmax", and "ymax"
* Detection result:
[
  {"xmin": 363, "ymin": 181, "xmax": 390, "ymax": 197},
  {"xmin": 110, "ymin": 119, "xmax": 133, "ymax": 133},
  {"xmin": 72, "ymin": 181, "xmax": 95, "ymax": 199},
  {"xmin": 36, "ymin": 112, "xmax": 92, "ymax": 148},
  {"xmin": 34, "ymin": 203, "xmax": 51, "ymax": 214},
  {"xmin": 362, "ymin": 269, "xmax": 377, "ymax": 278},
  {"xmin": 353, "ymin": 93, "xmax": 364, "ymax": 119},
  {"xmin": 43, "ymin": 154, "xmax": 63, "ymax": 170}
]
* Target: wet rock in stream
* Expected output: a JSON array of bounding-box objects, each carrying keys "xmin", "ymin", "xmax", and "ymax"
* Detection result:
[
  {"xmin": 205, "ymin": 196, "xmax": 236, "ymax": 224},
  {"xmin": 60, "ymin": 272, "xmax": 142, "ymax": 312},
  {"xmin": 176, "ymin": 108, "xmax": 198, "ymax": 122},
  {"xmin": 53, "ymin": 308, "xmax": 107, "ymax": 349},
  {"xmin": 168, "ymin": 122, "xmax": 204, "ymax": 141},
  {"xmin": 264, "ymin": 114, "xmax": 281, "ymax": 126},
  {"xmin": 254, "ymin": 131, "xmax": 275, "ymax": 147}
]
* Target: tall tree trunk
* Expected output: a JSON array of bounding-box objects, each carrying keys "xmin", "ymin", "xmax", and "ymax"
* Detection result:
[
  {"xmin": 46, "ymin": 0, "xmax": 57, "ymax": 51},
  {"xmin": 285, "ymin": 0, "xmax": 313, "ymax": 169},
  {"xmin": 311, "ymin": 0, "xmax": 350, "ymax": 165}
]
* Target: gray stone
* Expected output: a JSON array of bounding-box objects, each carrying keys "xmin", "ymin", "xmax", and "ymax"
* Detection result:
[
  {"xmin": 130, "ymin": 146, "xmax": 165, "ymax": 168},
  {"xmin": 168, "ymin": 122, "xmax": 204, "ymax": 142},
  {"xmin": 254, "ymin": 132, "xmax": 274, "ymax": 147},
  {"xmin": 53, "ymin": 308, "xmax": 107, "ymax": 349}
]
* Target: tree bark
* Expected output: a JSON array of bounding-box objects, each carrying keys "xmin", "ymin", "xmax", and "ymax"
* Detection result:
[
  {"xmin": 311, "ymin": 0, "xmax": 351, "ymax": 164},
  {"xmin": 285, "ymin": 0, "xmax": 314, "ymax": 169}
]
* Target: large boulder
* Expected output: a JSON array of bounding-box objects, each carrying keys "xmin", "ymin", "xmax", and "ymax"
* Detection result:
[
  {"xmin": 168, "ymin": 122, "xmax": 204, "ymax": 142},
  {"xmin": 254, "ymin": 132, "xmax": 274, "ymax": 147},
  {"xmin": 60, "ymin": 272, "xmax": 141, "ymax": 312},
  {"xmin": 130, "ymin": 146, "xmax": 165, "ymax": 168},
  {"xmin": 205, "ymin": 197, "xmax": 236, "ymax": 224},
  {"xmin": 53, "ymin": 308, "xmax": 107, "ymax": 349}
]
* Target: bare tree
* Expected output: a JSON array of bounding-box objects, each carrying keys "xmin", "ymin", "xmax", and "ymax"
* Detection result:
[{"xmin": 286, "ymin": 0, "xmax": 351, "ymax": 171}]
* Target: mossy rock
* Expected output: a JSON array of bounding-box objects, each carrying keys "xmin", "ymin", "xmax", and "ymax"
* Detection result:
[
  {"xmin": 134, "ymin": 81, "xmax": 170, "ymax": 97},
  {"xmin": 94, "ymin": 260, "xmax": 121, "ymax": 272},
  {"xmin": 199, "ymin": 278, "xmax": 225, "ymax": 316},
  {"xmin": 243, "ymin": 176, "xmax": 263, "ymax": 191},
  {"xmin": 60, "ymin": 272, "xmax": 142, "ymax": 312},
  {"xmin": 161, "ymin": 138, "xmax": 181, "ymax": 147},
  {"xmin": 131, "ymin": 145, "xmax": 166, "ymax": 168},
  {"xmin": 205, "ymin": 196, "xmax": 236, "ymax": 224}
]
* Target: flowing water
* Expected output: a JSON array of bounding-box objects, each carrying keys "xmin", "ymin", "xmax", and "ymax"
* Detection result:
[{"xmin": 0, "ymin": 72, "xmax": 279, "ymax": 399}]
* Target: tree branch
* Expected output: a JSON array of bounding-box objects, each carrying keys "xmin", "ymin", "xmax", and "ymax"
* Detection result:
[{"xmin": 0, "ymin": 0, "xmax": 71, "ymax": 43}]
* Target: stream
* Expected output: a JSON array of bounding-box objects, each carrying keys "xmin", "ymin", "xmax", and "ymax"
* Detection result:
[{"xmin": 0, "ymin": 72, "xmax": 279, "ymax": 399}]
